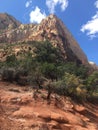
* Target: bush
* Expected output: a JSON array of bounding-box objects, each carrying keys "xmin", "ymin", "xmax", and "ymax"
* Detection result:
[
  {"xmin": 86, "ymin": 71, "xmax": 98, "ymax": 96},
  {"xmin": 52, "ymin": 80, "xmax": 67, "ymax": 95},
  {"xmin": 1, "ymin": 68, "xmax": 15, "ymax": 82},
  {"xmin": 14, "ymin": 69, "xmax": 29, "ymax": 85},
  {"xmin": 5, "ymin": 54, "xmax": 18, "ymax": 67}
]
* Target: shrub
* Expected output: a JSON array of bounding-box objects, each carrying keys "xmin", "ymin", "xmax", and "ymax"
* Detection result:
[
  {"xmin": 1, "ymin": 68, "xmax": 15, "ymax": 82},
  {"xmin": 14, "ymin": 69, "xmax": 29, "ymax": 85},
  {"xmin": 5, "ymin": 54, "xmax": 18, "ymax": 67},
  {"xmin": 86, "ymin": 71, "xmax": 98, "ymax": 96}
]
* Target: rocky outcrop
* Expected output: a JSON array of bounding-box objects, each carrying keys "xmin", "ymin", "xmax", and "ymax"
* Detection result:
[
  {"xmin": 0, "ymin": 13, "xmax": 88, "ymax": 65},
  {"xmin": 29, "ymin": 14, "xmax": 88, "ymax": 65},
  {"xmin": 0, "ymin": 13, "xmax": 21, "ymax": 30}
]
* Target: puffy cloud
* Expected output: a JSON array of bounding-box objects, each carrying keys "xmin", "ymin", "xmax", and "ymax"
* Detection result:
[
  {"xmin": 95, "ymin": 0, "xmax": 98, "ymax": 8},
  {"xmin": 46, "ymin": 0, "xmax": 68, "ymax": 14},
  {"xmin": 81, "ymin": 12, "xmax": 98, "ymax": 38},
  {"xmin": 29, "ymin": 6, "xmax": 46, "ymax": 23},
  {"xmin": 25, "ymin": 0, "xmax": 32, "ymax": 8},
  {"xmin": 81, "ymin": 1, "xmax": 98, "ymax": 39}
]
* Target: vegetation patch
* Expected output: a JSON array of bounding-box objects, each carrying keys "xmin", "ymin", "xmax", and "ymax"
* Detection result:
[{"xmin": 0, "ymin": 40, "xmax": 98, "ymax": 102}]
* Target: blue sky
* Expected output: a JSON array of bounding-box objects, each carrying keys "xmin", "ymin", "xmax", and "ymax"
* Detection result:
[{"xmin": 0, "ymin": 0, "xmax": 98, "ymax": 65}]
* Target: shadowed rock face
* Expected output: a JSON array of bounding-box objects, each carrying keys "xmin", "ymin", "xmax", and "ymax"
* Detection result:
[
  {"xmin": 36, "ymin": 14, "xmax": 88, "ymax": 65},
  {"xmin": 0, "ymin": 13, "xmax": 88, "ymax": 65},
  {"xmin": 0, "ymin": 13, "xmax": 21, "ymax": 30}
]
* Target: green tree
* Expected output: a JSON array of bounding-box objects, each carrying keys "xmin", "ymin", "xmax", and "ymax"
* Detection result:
[
  {"xmin": 41, "ymin": 62, "xmax": 58, "ymax": 81},
  {"xmin": 86, "ymin": 72, "xmax": 98, "ymax": 95},
  {"xmin": 62, "ymin": 72, "xmax": 83, "ymax": 96},
  {"xmin": 5, "ymin": 54, "xmax": 18, "ymax": 67},
  {"xmin": 33, "ymin": 41, "xmax": 64, "ymax": 81},
  {"xmin": 59, "ymin": 62, "xmax": 89, "ymax": 79},
  {"xmin": 34, "ymin": 40, "xmax": 63, "ymax": 64}
]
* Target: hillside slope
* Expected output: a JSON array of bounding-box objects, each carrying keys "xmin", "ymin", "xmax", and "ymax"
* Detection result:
[
  {"xmin": 0, "ymin": 82, "xmax": 98, "ymax": 130},
  {"xmin": 0, "ymin": 13, "xmax": 21, "ymax": 30},
  {"xmin": 0, "ymin": 13, "xmax": 88, "ymax": 65}
]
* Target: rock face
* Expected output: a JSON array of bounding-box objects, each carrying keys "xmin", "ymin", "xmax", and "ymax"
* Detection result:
[
  {"xmin": 0, "ymin": 13, "xmax": 88, "ymax": 65},
  {"xmin": 0, "ymin": 13, "xmax": 21, "ymax": 30},
  {"xmin": 32, "ymin": 14, "xmax": 88, "ymax": 64}
]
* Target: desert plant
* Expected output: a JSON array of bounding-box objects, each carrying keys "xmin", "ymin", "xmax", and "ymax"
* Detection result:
[
  {"xmin": 86, "ymin": 71, "xmax": 98, "ymax": 96},
  {"xmin": 1, "ymin": 68, "xmax": 15, "ymax": 82}
]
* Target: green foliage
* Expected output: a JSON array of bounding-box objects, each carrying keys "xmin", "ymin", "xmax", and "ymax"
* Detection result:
[
  {"xmin": 59, "ymin": 62, "xmax": 89, "ymax": 79},
  {"xmin": 62, "ymin": 73, "xmax": 81, "ymax": 95},
  {"xmin": 5, "ymin": 54, "xmax": 18, "ymax": 67},
  {"xmin": 0, "ymin": 40, "xmax": 95, "ymax": 101},
  {"xmin": 19, "ymin": 52, "xmax": 33, "ymax": 72},
  {"xmin": 32, "ymin": 41, "xmax": 64, "ymax": 81},
  {"xmin": 63, "ymin": 73, "xmax": 80, "ymax": 87},
  {"xmin": 86, "ymin": 71, "xmax": 98, "ymax": 95},
  {"xmin": 29, "ymin": 64, "xmax": 44, "ymax": 88},
  {"xmin": 75, "ymin": 65, "xmax": 89, "ymax": 79},
  {"xmin": 1, "ymin": 68, "xmax": 15, "ymax": 82},
  {"xmin": 0, "ymin": 61, "xmax": 4, "ymax": 68},
  {"xmin": 51, "ymin": 80, "xmax": 67, "ymax": 95},
  {"xmin": 47, "ymin": 73, "xmax": 86, "ymax": 101},
  {"xmin": 34, "ymin": 40, "xmax": 63, "ymax": 64},
  {"xmin": 41, "ymin": 62, "xmax": 57, "ymax": 80}
]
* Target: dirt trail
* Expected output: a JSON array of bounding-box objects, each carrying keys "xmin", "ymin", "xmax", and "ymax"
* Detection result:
[{"xmin": 0, "ymin": 81, "xmax": 98, "ymax": 130}]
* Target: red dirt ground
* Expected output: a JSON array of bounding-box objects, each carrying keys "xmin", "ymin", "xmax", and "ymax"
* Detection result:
[{"xmin": 0, "ymin": 81, "xmax": 98, "ymax": 130}]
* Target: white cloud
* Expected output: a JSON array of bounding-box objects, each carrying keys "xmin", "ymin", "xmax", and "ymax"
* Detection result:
[
  {"xmin": 81, "ymin": 12, "xmax": 98, "ymax": 38},
  {"xmin": 95, "ymin": 0, "xmax": 98, "ymax": 8},
  {"xmin": 46, "ymin": 0, "xmax": 68, "ymax": 14},
  {"xmin": 25, "ymin": 0, "xmax": 32, "ymax": 8},
  {"xmin": 89, "ymin": 61, "xmax": 95, "ymax": 65},
  {"xmin": 81, "ymin": 1, "xmax": 98, "ymax": 39},
  {"xmin": 29, "ymin": 6, "xmax": 46, "ymax": 23}
]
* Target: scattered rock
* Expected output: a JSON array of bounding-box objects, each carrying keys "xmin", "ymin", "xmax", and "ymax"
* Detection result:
[{"xmin": 0, "ymin": 82, "xmax": 98, "ymax": 130}]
